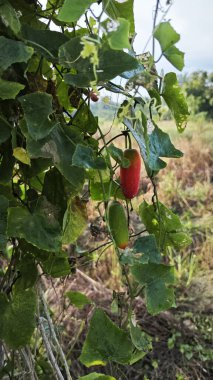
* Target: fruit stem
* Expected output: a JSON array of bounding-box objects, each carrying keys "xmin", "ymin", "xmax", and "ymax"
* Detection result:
[
  {"xmin": 126, "ymin": 199, "xmax": 130, "ymax": 227},
  {"xmin": 127, "ymin": 131, "xmax": 132, "ymax": 149}
]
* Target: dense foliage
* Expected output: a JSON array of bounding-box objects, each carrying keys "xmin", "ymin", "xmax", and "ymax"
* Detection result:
[
  {"xmin": 0, "ymin": 0, "xmax": 192, "ymax": 378},
  {"xmin": 182, "ymin": 71, "xmax": 213, "ymax": 119}
]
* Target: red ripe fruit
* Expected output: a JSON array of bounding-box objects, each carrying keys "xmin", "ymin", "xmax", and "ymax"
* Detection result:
[
  {"xmin": 89, "ymin": 91, "xmax": 99, "ymax": 102},
  {"xmin": 120, "ymin": 149, "xmax": 141, "ymax": 199}
]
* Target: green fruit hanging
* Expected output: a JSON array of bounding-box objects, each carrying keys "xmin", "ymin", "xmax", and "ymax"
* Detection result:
[{"xmin": 107, "ymin": 200, "xmax": 129, "ymax": 249}]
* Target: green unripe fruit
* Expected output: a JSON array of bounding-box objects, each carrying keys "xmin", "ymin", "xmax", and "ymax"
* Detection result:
[{"xmin": 107, "ymin": 200, "xmax": 129, "ymax": 249}]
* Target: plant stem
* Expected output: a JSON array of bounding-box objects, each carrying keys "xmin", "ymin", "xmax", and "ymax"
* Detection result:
[
  {"xmin": 88, "ymin": 240, "xmax": 112, "ymax": 254},
  {"xmin": 39, "ymin": 285, "xmax": 73, "ymax": 380},
  {"xmin": 38, "ymin": 319, "xmax": 64, "ymax": 380},
  {"xmin": 99, "ymin": 133, "xmax": 126, "ymax": 154},
  {"xmin": 152, "ymin": 0, "xmax": 160, "ymax": 58},
  {"xmin": 129, "ymin": 229, "xmax": 147, "ymax": 238}
]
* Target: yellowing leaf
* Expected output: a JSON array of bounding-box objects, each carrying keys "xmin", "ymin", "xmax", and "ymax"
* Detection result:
[
  {"xmin": 62, "ymin": 197, "xmax": 87, "ymax": 244},
  {"xmin": 162, "ymin": 73, "xmax": 190, "ymax": 131},
  {"xmin": 13, "ymin": 147, "xmax": 31, "ymax": 166}
]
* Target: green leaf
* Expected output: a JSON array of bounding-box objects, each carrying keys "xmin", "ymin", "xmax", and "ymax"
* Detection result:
[
  {"xmin": 154, "ymin": 22, "xmax": 180, "ymax": 52},
  {"xmin": 148, "ymin": 87, "xmax": 161, "ymax": 107},
  {"xmin": 0, "ymin": 36, "xmax": 33, "ymax": 72},
  {"xmin": 108, "ymin": 18, "xmax": 131, "ymax": 50},
  {"xmin": 162, "ymin": 72, "xmax": 190, "ymax": 132},
  {"xmin": 72, "ymin": 103, "xmax": 98, "ymax": 135},
  {"xmin": 25, "ymin": 189, "xmax": 38, "ymax": 212},
  {"xmin": 120, "ymin": 235, "xmax": 161, "ymax": 266},
  {"xmin": 36, "ymin": 193, "xmax": 61, "ymax": 221},
  {"xmin": 19, "ymin": 92, "xmax": 58, "ymax": 140},
  {"xmin": 164, "ymin": 45, "xmax": 184, "ymax": 71},
  {"xmin": 19, "ymin": 240, "xmax": 71, "ymax": 278},
  {"xmin": 0, "ymin": 0, "xmax": 21, "ymax": 35},
  {"xmin": 27, "ymin": 54, "xmax": 52, "ymax": 78},
  {"xmin": 0, "ymin": 142, "xmax": 15, "ymax": 184},
  {"xmin": 57, "ymin": 0, "xmax": 94, "ymax": 23},
  {"xmin": 7, "ymin": 207, "xmax": 61, "ymax": 252},
  {"xmin": 119, "ymin": 249, "xmax": 137, "ymax": 266},
  {"xmin": 59, "ymin": 37, "xmax": 138, "ymax": 87},
  {"xmin": 0, "ymin": 184, "xmax": 16, "ymax": 205},
  {"xmin": 90, "ymin": 180, "xmax": 125, "ymax": 201},
  {"xmin": 131, "ymin": 263, "xmax": 175, "ymax": 315},
  {"xmin": 122, "ymin": 113, "xmax": 182, "ymax": 174},
  {"xmin": 133, "ymin": 235, "xmax": 161, "ymax": 264},
  {"xmin": 62, "ymin": 196, "xmax": 87, "ymax": 244},
  {"xmin": 129, "ymin": 319, "xmax": 152, "ymax": 353},
  {"xmin": 40, "ymin": 252, "xmax": 71, "ymax": 277},
  {"xmin": 45, "ymin": 0, "xmax": 63, "ymax": 12},
  {"xmin": 78, "ymin": 373, "xmax": 116, "ymax": 380},
  {"xmin": 153, "ymin": 22, "xmax": 184, "ymax": 71},
  {"xmin": 13, "ymin": 147, "xmax": 31, "ymax": 166},
  {"xmin": 26, "ymin": 126, "xmax": 85, "ymax": 192},
  {"xmin": 0, "ymin": 294, "xmax": 9, "ymax": 339},
  {"xmin": 3, "ymin": 280, "xmax": 36, "ymax": 348},
  {"xmin": 56, "ymin": 79, "xmax": 70, "ymax": 109},
  {"xmin": 42, "ymin": 168, "xmax": 68, "ymax": 225},
  {"xmin": 65, "ymin": 291, "xmax": 92, "ymax": 309},
  {"xmin": 129, "ymin": 349, "xmax": 149, "ymax": 365},
  {"xmin": 168, "ymin": 232, "xmax": 193, "ymax": 249},
  {"xmin": 139, "ymin": 201, "xmax": 192, "ymax": 250},
  {"xmin": 80, "ymin": 308, "xmax": 133, "ymax": 366},
  {"xmin": 21, "ymin": 25, "xmax": 69, "ymax": 61},
  {"xmin": 147, "ymin": 124, "xmax": 183, "ymax": 171},
  {"xmin": 103, "ymin": 0, "xmax": 135, "ymax": 35},
  {"xmin": 0, "ymin": 116, "xmax": 11, "ymax": 143},
  {"xmin": 72, "ymin": 144, "xmax": 106, "ymax": 170},
  {"xmin": 17, "ymin": 255, "xmax": 38, "ymax": 289},
  {"xmin": 9, "ymin": 0, "xmax": 44, "ymax": 27},
  {"xmin": 108, "ymin": 144, "xmax": 130, "ymax": 168},
  {"xmin": 0, "ymin": 78, "xmax": 25, "ymax": 100},
  {"xmin": 0, "ymin": 195, "xmax": 9, "ymax": 252},
  {"xmin": 104, "ymin": 81, "xmax": 125, "ymax": 94},
  {"xmin": 121, "ymin": 53, "xmax": 145, "ymax": 81},
  {"xmin": 23, "ymin": 157, "xmax": 51, "ymax": 190}
]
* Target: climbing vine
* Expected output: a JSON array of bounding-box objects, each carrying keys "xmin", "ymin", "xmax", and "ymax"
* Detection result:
[{"xmin": 0, "ymin": 0, "xmax": 191, "ymax": 378}]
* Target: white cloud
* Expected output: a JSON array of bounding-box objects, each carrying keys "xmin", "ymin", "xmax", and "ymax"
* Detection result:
[
  {"xmin": 133, "ymin": 0, "xmax": 213, "ymax": 73},
  {"xmin": 39, "ymin": 0, "xmax": 213, "ymax": 73}
]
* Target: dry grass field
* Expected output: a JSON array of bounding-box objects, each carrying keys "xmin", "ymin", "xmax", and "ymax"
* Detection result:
[{"xmin": 46, "ymin": 118, "xmax": 213, "ymax": 380}]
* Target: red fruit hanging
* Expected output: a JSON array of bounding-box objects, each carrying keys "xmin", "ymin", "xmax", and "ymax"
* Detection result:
[
  {"xmin": 120, "ymin": 149, "xmax": 141, "ymax": 199},
  {"xmin": 89, "ymin": 91, "xmax": 99, "ymax": 102}
]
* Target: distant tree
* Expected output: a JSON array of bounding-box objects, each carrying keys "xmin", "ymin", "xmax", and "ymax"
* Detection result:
[{"xmin": 182, "ymin": 71, "xmax": 213, "ymax": 119}]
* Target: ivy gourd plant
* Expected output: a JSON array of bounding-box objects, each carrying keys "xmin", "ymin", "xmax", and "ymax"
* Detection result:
[{"xmin": 0, "ymin": 0, "xmax": 191, "ymax": 378}]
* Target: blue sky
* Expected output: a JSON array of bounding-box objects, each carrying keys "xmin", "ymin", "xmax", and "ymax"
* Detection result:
[{"xmin": 133, "ymin": 0, "xmax": 213, "ymax": 74}]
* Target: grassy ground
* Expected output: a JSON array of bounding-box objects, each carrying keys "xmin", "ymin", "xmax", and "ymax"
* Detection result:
[{"xmin": 158, "ymin": 119, "xmax": 213, "ymax": 277}]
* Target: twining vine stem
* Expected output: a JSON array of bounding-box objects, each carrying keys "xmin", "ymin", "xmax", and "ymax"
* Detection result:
[
  {"xmin": 39, "ymin": 285, "xmax": 73, "ymax": 380},
  {"xmin": 38, "ymin": 319, "xmax": 64, "ymax": 380},
  {"xmin": 152, "ymin": 0, "xmax": 160, "ymax": 58}
]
